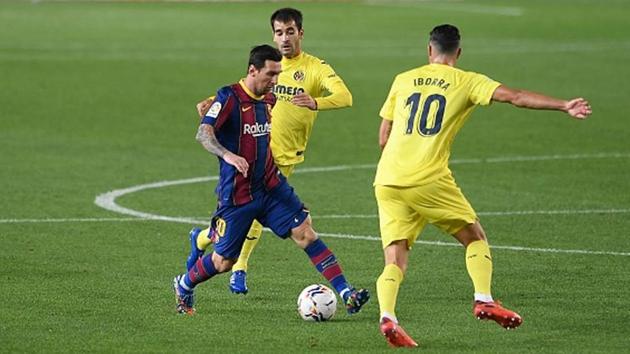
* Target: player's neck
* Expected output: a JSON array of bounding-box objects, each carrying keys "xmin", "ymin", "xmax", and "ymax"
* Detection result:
[
  {"xmin": 429, "ymin": 55, "xmax": 457, "ymax": 67},
  {"xmin": 283, "ymin": 49, "xmax": 303, "ymax": 61},
  {"xmin": 240, "ymin": 79, "xmax": 264, "ymax": 99}
]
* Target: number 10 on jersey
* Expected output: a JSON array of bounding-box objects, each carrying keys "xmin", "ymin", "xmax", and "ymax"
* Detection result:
[{"xmin": 405, "ymin": 93, "xmax": 446, "ymax": 136}]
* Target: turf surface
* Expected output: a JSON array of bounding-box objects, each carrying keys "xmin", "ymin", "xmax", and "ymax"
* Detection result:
[{"xmin": 1, "ymin": 1, "xmax": 629, "ymax": 352}]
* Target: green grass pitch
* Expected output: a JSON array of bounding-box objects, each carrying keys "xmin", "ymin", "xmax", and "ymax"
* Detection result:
[{"xmin": 1, "ymin": 0, "xmax": 629, "ymax": 352}]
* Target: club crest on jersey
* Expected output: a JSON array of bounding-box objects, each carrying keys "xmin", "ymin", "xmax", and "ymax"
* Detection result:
[
  {"xmin": 243, "ymin": 122, "xmax": 271, "ymax": 137},
  {"xmin": 293, "ymin": 70, "xmax": 305, "ymax": 82},
  {"xmin": 206, "ymin": 101, "xmax": 222, "ymax": 118}
]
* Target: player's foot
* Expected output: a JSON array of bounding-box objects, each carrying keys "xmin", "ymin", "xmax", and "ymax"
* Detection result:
[
  {"xmin": 379, "ymin": 318, "xmax": 418, "ymax": 348},
  {"xmin": 473, "ymin": 300, "xmax": 522, "ymax": 329},
  {"xmin": 229, "ymin": 270, "xmax": 248, "ymax": 294},
  {"xmin": 186, "ymin": 228, "xmax": 204, "ymax": 272},
  {"xmin": 344, "ymin": 288, "xmax": 370, "ymax": 314},
  {"xmin": 173, "ymin": 275, "xmax": 195, "ymax": 315}
]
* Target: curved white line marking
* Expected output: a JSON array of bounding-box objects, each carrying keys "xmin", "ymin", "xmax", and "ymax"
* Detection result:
[
  {"xmin": 92, "ymin": 152, "xmax": 630, "ymax": 257},
  {"xmin": 4, "ymin": 207, "xmax": 630, "ymax": 224}
]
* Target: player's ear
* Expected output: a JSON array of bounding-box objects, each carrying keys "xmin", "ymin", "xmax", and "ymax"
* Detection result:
[
  {"xmin": 299, "ymin": 28, "xmax": 304, "ymax": 39},
  {"xmin": 248, "ymin": 64, "xmax": 258, "ymax": 76},
  {"xmin": 456, "ymin": 47, "xmax": 462, "ymax": 59}
]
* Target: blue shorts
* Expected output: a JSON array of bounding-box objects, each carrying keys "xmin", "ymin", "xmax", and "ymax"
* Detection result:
[{"xmin": 210, "ymin": 181, "xmax": 309, "ymax": 259}]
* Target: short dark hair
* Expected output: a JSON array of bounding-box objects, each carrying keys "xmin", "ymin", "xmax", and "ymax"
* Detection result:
[
  {"xmin": 248, "ymin": 44, "xmax": 282, "ymax": 70},
  {"xmin": 270, "ymin": 8, "xmax": 303, "ymax": 31},
  {"xmin": 429, "ymin": 24, "xmax": 460, "ymax": 54}
]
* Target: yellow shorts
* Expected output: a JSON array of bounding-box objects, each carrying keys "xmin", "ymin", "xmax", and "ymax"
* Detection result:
[
  {"xmin": 375, "ymin": 174, "xmax": 477, "ymax": 249},
  {"xmin": 277, "ymin": 164, "xmax": 295, "ymax": 179}
]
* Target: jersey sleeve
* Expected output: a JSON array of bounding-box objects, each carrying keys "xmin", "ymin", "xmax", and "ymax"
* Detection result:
[
  {"xmin": 379, "ymin": 76, "xmax": 399, "ymax": 121},
  {"xmin": 201, "ymin": 87, "xmax": 234, "ymax": 130},
  {"xmin": 469, "ymin": 73, "xmax": 501, "ymax": 106},
  {"xmin": 313, "ymin": 61, "xmax": 353, "ymax": 110}
]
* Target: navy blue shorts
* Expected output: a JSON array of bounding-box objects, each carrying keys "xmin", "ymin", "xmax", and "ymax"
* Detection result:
[{"xmin": 210, "ymin": 181, "xmax": 309, "ymax": 259}]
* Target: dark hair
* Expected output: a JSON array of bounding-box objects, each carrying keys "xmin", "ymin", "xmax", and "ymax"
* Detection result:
[
  {"xmin": 270, "ymin": 8, "xmax": 303, "ymax": 31},
  {"xmin": 429, "ymin": 24, "xmax": 460, "ymax": 54},
  {"xmin": 248, "ymin": 44, "xmax": 282, "ymax": 70}
]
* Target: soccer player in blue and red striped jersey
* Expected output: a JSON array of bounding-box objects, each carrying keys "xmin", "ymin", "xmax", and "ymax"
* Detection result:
[{"xmin": 172, "ymin": 44, "xmax": 369, "ymax": 316}]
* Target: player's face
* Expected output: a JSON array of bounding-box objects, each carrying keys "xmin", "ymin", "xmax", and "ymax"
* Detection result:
[
  {"xmin": 272, "ymin": 20, "xmax": 303, "ymax": 58},
  {"xmin": 252, "ymin": 60, "xmax": 282, "ymax": 96}
]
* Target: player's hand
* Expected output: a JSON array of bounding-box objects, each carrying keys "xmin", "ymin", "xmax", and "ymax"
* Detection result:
[
  {"xmin": 565, "ymin": 98, "xmax": 592, "ymax": 119},
  {"xmin": 292, "ymin": 93, "xmax": 317, "ymax": 110},
  {"xmin": 196, "ymin": 99, "xmax": 213, "ymax": 117},
  {"xmin": 223, "ymin": 152, "xmax": 249, "ymax": 178}
]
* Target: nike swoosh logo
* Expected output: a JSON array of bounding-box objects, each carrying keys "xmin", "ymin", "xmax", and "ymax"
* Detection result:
[
  {"xmin": 242, "ymin": 106, "xmax": 252, "ymax": 112},
  {"xmin": 385, "ymin": 278, "xmax": 396, "ymax": 282},
  {"xmin": 245, "ymin": 236, "xmax": 258, "ymax": 240}
]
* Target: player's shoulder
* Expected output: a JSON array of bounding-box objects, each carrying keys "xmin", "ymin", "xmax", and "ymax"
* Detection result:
[
  {"xmin": 302, "ymin": 51, "xmax": 333, "ymax": 69},
  {"xmin": 215, "ymin": 84, "xmax": 238, "ymax": 99},
  {"xmin": 453, "ymin": 66, "xmax": 491, "ymax": 81}
]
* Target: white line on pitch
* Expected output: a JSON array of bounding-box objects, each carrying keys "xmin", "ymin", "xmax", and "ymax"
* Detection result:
[
  {"xmin": 4, "ymin": 208, "xmax": 630, "ymax": 224},
  {"xmin": 317, "ymin": 232, "xmax": 630, "ymax": 257}
]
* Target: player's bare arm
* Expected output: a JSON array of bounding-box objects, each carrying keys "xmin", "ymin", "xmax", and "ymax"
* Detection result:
[
  {"xmin": 196, "ymin": 98, "xmax": 213, "ymax": 117},
  {"xmin": 379, "ymin": 119, "xmax": 393, "ymax": 149},
  {"xmin": 492, "ymin": 85, "xmax": 592, "ymax": 119},
  {"xmin": 196, "ymin": 123, "xmax": 249, "ymax": 177}
]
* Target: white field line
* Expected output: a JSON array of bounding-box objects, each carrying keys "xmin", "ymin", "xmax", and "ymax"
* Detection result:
[
  {"xmin": 4, "ymin": 207, "xmax": 630, "ymax": 224},
  {"xmin": 317, "ymin": 232, "xmax": 630, "ymax": 257},
  {"xmin": 12, "ymin": 152, "xmax": 628, "ymax": 256},
  {"xmin": 2, "ymin": 215, "xmax": 628, "ymax": 257}
]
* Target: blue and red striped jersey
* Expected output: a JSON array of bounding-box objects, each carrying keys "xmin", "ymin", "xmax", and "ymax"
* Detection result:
[{"xmin": 201, "ymin": 81, "xmax": 284, "ymax": 206}]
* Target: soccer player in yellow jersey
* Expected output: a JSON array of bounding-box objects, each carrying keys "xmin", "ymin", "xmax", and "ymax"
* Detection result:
[
  {"xmin": 191, "ymin": 8, "xmax": 353, "ymax": 294},
  {"xmin": 374, "ymin": 24, "xmax": 591, "ymax": 347}
]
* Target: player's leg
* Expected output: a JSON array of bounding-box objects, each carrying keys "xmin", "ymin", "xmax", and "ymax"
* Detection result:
[
  {"xmin": 186, "ymin": 227, "xmax": 214, "ymax": 271},
  {"xmin": 259, "ymin": 180, "xmax": 369, "ymax": 314},
  {"xmin": 228, "ymin": 164, "xmax": 294, "ymax": 293},
  {"xmin": 427, "ymin": 174, "xmax": 522, "ymax": 329},
  {"xmin": 289, "ymin": 215, "xmax": 370, "ymax": 314},
  {"xmin": 453, "ymin": 222, "xmax": 522, "ymax": 329},
  {"xmin": 374, "ymin": 185, "xmax": 420, "ymax": 347},
  {"xmin": 174, "ymin": 205, "xmax": 255, "ymax": 314}
]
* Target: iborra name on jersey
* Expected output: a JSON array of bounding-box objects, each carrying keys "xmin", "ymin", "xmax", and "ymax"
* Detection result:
[{"xmin": 413, "ymin": 77, "xmax": 451, "ymax": 90}]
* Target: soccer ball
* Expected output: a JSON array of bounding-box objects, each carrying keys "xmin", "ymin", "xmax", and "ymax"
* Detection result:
[{"xmin": 297, "ymin": 284, "xmax": 337, "ymax": 322}]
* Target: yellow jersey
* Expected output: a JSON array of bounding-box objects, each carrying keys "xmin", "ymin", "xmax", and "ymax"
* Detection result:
[
  {"xmin": 270, "ymin": 51, "xmax": 352, "ymax": 166},
  {"xmin": 374, "ymin": 63, "xmax": 500, "ymax": 187}
]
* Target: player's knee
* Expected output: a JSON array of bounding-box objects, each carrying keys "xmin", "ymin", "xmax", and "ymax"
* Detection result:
[
  {"xmin": 290, "ymin": 216, "xmax": 317, "ymax": 249},
  {"xmin": 384, "ymin": 240, "xmax": 409, "ymax": 273},
  {"xmin": 211, "ymin": 252, "xmax": 235, "ymax": 273},
  {"xmin": 453, "ymin": 222, "xmax": 487, "ymax": 246}
]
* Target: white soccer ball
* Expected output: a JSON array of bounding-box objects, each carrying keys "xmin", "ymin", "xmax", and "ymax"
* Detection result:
[{"xmin": 297, "ymin": 284, "xmax": 338, "ymax": 322}]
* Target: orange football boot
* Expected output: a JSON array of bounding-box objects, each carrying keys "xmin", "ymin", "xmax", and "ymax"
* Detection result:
[
  {"xmin": 473, "ymin": 300, "xmax": 522, "ymax": 329},
  {"xmin": 379, "ymin": 318, "xmax": 419, "ymax": 348}
]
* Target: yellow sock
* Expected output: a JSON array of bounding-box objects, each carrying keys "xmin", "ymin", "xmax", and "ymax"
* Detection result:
[
  {"xmin": 376, "ymin": 264, "xmax": 404, "ymax": 322},
  {"xmin": 465, "ymin": 240, "xmax": 493, "ymax": 297},
  {"xmin": 196, "ymin": 228, "xmax": 213, "ymax": 250},
  {"xmin": 232, "ymin": 220, "xmax": 263, "ymax": 272}
]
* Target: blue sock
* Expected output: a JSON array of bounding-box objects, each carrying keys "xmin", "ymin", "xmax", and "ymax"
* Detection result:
[
  {"xmin": 304, "ymin": 239, "xmax": 351, "ymax": 299},
  {"xmin": 183, "ymin": 253, "xmax": 218, "ymax": 289}
]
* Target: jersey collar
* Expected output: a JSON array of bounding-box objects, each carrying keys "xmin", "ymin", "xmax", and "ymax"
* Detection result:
[
  {"xmin": 239, "ymin": 79, "xmax": 264, "ymax": 100},
  {"xmin": 281, "ymin": 51, "xmax": 305, "ymax": 67}
]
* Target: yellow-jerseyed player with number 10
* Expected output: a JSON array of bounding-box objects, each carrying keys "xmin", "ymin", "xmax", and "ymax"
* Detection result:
[
  {"xmin": 374, "ymin": 24, "xmax": 592, "ymax": 347},
  {"xmin": 190, "ymin": 8, "xmax": 353, "ymax": 294}
]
